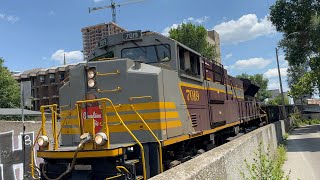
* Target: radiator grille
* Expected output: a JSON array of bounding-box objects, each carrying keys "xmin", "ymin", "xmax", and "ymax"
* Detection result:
[{"xmin": 191, "ymin": 114, "xmax": 197, "ymax": 127}]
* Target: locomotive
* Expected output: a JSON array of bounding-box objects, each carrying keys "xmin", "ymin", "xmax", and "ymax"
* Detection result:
[{"xmin": 32, "ymin": 30, "xmax": 266, "ymax": 180}]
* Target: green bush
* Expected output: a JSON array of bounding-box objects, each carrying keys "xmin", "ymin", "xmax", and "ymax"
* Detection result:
[
  {"xmin": 240, "ymin": 144, "xmax": 290, "ymax": 180},
  {"xmin": 289, "ymin": 107, "xmax": 320, "ymax": 127}
]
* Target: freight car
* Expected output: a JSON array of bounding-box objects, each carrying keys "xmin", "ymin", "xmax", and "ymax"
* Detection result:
[{"xmin": 31, "ymin": 30, "xmax": 267, "ymax": 180}]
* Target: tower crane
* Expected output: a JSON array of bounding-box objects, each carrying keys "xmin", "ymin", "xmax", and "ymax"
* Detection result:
[{"xmin": 89, "ymin": 0, "xmax": 144, "ymax": 23}]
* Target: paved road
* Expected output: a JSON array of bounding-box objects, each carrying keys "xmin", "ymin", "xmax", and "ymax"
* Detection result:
[{"xmin": 283, "ymin": 124, "xmax": 320, "ymax": 180}]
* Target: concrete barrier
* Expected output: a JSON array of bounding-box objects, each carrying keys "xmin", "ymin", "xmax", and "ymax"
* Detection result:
[{"xmin": 151, "ymin": 120, "xmax": 290, "ymax": 180}]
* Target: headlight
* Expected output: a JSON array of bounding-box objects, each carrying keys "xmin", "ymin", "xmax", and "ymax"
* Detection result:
[
  {"xmin": 94, "ymin": 132, "xmax": 108, "ymax": 146},
  {"xmin": 87, "ymin": 70, "xmax": 95, "ymax": 79},
  {"xmin": 37, "ymin": 135, "xmax": 49, "ymax": 147},
  {"xmin": 87, "ymin": 79, "xmax": 96, "ymax": 88}
]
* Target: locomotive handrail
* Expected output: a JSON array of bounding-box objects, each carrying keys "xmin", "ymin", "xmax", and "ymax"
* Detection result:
[
  {"xmin": 97, "ymin": 57, "xmax": 118, "ymax": 61},
  {"xmin": 105, "ymin": 174, "xmax": 123, "ymax": 180},
  {"xmin": 31, "ymin": 104, "xmax": 59, "ymax": 179},
  {"xmin": 130, "ymin": 105, "xmax": 163, "ymax": 173},
  {"xmin": 97, "ymin": 87, "xmax": 122, "ymax": 93},
  {"xmin": 104, "ymin": 99, "xmax": 147, "ymax": 180},
  {"xmin": 97, "ymin": 69, "xmax": 120, "ymax": 76},
  {"xmin": 129, "ymin": 96, "xmax": 152, "ymax": 102},
  {"xmin": 40, "ymin": 104, "xmax": 59, "ymax": 150},
  {"xmin": 105, "ymin": 166, "xmax": 130, "ymax": 180},
  {"xmin": 75, "ymin": 98, "xmax": 147, "ymax": 180}
]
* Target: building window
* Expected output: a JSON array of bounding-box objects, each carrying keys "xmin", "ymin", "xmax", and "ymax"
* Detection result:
[
  {"xmin": 39, "ymin": 75, "xmax": 45, "ymax": 84},
  {"xmin": 59, "ymin": 72, "xmax": 65, "ymax": 81},
  {"xmin": 49, "ymin": 73, "xmax": 55, "ymax": 83}
]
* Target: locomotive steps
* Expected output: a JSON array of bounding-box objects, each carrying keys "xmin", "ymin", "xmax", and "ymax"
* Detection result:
[{"xmin": 151, "ymin": 119, "xmax": 290, "ymax": 180}]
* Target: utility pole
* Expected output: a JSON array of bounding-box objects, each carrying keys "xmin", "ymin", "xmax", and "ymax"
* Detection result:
[
  {"xmin": 64, "ymin": 53, "xmax": 66, "ymax": 65},
  {"xmin": 276, "ymin": 48, "xmax": 287, "ymax": 120},
  {"xmin": 20, "ymin": 82, "xmax": 26, "ymax": 178}
]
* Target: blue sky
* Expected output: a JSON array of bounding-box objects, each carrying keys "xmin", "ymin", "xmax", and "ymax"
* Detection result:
[{"xmin": 0, "ymin": 0, "xmax": 288, "ymax": 91}]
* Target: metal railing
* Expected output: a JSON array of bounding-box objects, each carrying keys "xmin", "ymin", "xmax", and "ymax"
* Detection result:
[
  {"xmin": 130, "ymin": 105, "xmax": 163, "ymax": 173},
  {"xmin": 30, "ymin": 104, "xmax": 59, "ymax": 179},
  {"xmin": 75, "ymin": 98, "xmax": 147, "ymax": 179},
  {"xmin": 32, "ymin": 98, "xmax": 156, "ymax": 180}
]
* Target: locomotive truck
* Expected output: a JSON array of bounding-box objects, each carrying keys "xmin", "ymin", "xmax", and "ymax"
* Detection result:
[{"xmin": 31, "ymin": 30, "xmax": 267, "ymax": 180}]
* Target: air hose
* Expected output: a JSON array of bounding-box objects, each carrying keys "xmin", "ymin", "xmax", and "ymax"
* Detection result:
[{"xmin": 41, "ymin": 133, "xmax": 92, "ymax": 180}]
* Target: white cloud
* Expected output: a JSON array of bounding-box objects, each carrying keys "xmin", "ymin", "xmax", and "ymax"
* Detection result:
[
  {"xmin": 184, "ymin": 16, "xmax": 209, "ymax": 24},
  {"xmin": 162, "ymin": 16, "xmax": 210, "ymax": 36},
  {"xmin": 225, "ymin": 53, "xmax": 233, "ymax": 59},
  {"xmin": 263, "ymin": 68, "xmax": 288, "ymax": 78},
  {"xmin": 0, "ymin": 13, "xmax": 20, "ymax": 23},
  {"xmin": 93, "ymin": 0, "xmax": 104, "ymax": 2},
  {"xmin": 213, "ymin": 14, "xmax": 276, "ymax": 44},
  {"xmin": 162, "ymin": 23, "xmax": 180, "ymax": 36},
  {"xmin": 267, "ymin": 78, "xmax": 289, "ymax": 92},
  {"xmin": 51, "ymin": 49, "xmax": 84, "ymax": 64},
  {"xmin": 231, "ymin": 57, "xmax": 271, "ymax": 70}
]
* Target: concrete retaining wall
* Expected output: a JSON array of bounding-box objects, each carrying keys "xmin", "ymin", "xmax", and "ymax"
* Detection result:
[
  {"xmin": 0, "ymin": 121, "xmax": 58, "ymax": 180},
  {"xmin": 301, "ymin": 113, "xmax": 320, "ymax": 120},
  {"xmin": 151, "ymin": 120, "xmax": 290, "ymax": 180}
]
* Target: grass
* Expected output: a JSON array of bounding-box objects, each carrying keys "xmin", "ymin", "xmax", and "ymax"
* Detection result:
[
  {"xmin": 240, "ymin": 143, "xmax": 290, "ymax": 180},
  {"xmin": 283, "ymin": 133, "xmax": 289, "ymax": 141},
  {"xmin": 294, "ymin": 119, "xmax": 320, "ymax": 127}
]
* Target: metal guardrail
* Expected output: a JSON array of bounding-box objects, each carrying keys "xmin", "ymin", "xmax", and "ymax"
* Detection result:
[{"xmin": 76, "ymin": 98, "xmax": 147, "ymax": 179}]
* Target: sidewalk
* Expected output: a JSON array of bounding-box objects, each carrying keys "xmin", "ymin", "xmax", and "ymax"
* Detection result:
[{"xmin": 283, "ymin": 124, "xmax": 320, "ymax": 180}]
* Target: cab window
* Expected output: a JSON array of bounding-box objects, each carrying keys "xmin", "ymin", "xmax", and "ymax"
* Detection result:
[
  {"xmin": 178, "ymin": 46, "xmax": 200, "ymax": 77},
  {"xmin": 121, "ymin": 44, "xmax": 171, "ymax": 63}
]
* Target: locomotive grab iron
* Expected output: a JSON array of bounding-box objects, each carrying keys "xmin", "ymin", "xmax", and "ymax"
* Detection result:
[{"xmin": 31, "ymin": 30, "xmax": 267, "ymax": 180}]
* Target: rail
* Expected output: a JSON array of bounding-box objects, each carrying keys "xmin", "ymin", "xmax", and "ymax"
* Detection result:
[
  {"xmin": 76, "ymin": 98, "xmax": 147, "ymax": 180},
  {"xmin": 130, "ymin": 105, "xmax": 163, "ymax": 173}
]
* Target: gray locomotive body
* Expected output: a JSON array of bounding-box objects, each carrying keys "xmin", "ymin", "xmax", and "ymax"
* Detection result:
[{"xmin": 36, "ymin": 31, "xmax": 266, "ymax": 180}]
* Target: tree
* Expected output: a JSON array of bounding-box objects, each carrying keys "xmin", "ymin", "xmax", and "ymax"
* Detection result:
[
  {"xmin": 269, "ymin": 0, "xmax": 320, "ymax": 97},
  {"xmin": 169, "ymin": 23, "xmax": 217, "ymax": 59},
  {"xmin": 267, "ymin": 94, "xmax": 289, "ymax": 105},
  {"xmin": 0, "ymin": 57, "xmax": 20, "ymax": 108},
  {"xmin": 236, "ymin": 73, "xmax": 271, "ymax": 102}
]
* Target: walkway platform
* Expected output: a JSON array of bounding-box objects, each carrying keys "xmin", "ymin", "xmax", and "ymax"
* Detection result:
[{"xmin": 283, "ymin": 124, "xmax": 320, "ymax": 180}]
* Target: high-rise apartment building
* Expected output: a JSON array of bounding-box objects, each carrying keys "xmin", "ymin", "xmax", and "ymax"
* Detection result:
[
  {"xmin": 207, "ymin": 30, "xmax": 222, "ymax": 64},
  {"xmin": 81, "ymin": 22, "xmax": 126, "ymax": 60}
]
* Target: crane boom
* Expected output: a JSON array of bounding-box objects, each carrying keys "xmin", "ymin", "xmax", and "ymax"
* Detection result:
[{"xmin": 88, "ymin": 0, "xmax": 144, "ymax": 23}]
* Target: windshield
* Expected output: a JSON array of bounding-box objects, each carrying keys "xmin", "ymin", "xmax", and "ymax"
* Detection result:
[{"xmin": 121, "ymin": 44, "xmax": 171, "ymax": 63}]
